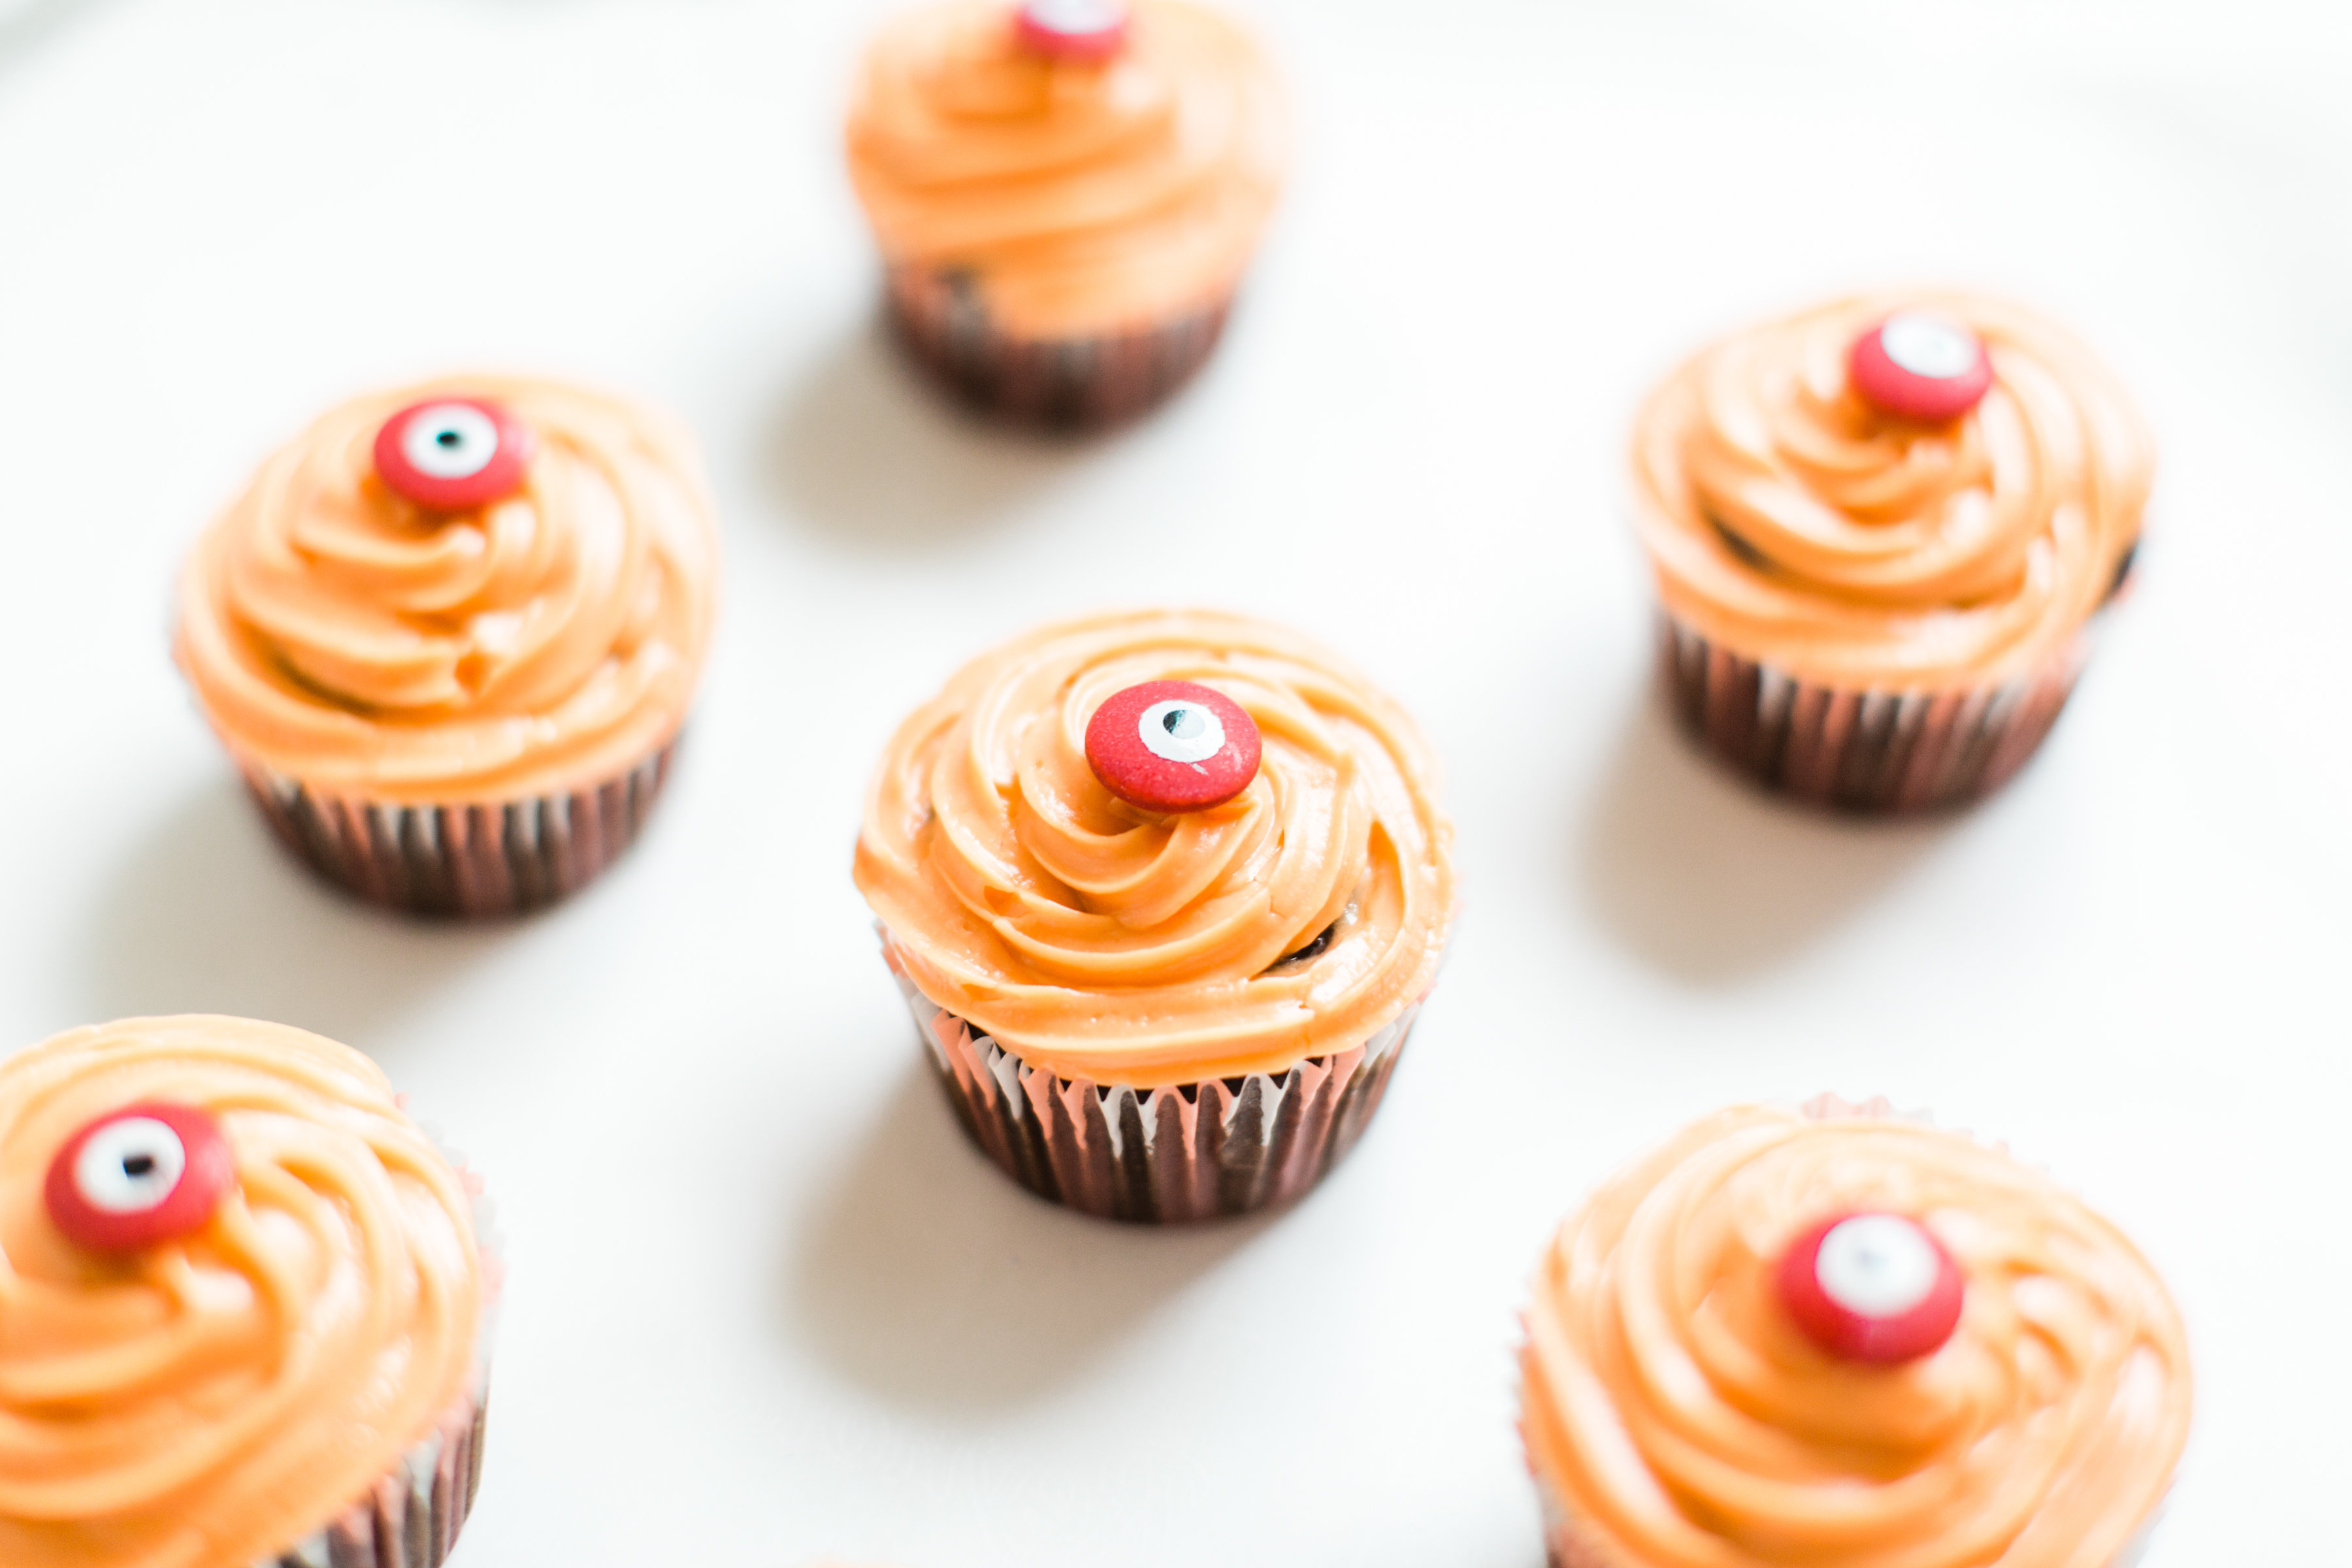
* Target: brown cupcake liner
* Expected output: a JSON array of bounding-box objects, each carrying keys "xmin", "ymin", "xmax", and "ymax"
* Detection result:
[
  {"xmin": 233, "ymin": 739, "xmax": 678, "ymax": 918},
  {"xmin": 882, "ymin": 939, "xmax": 1417, "ymax": 1224},
  {"xmin": 261, "ymin": 1383, "xmax": 489, "ymax": 1568},
  {"xmin": 883, "ymin": 265, "xmax": 1232, "ymax": 431},
  {"xmin": 1655, "ymin": 614, "xmax": 2093, "ymax": 813}
]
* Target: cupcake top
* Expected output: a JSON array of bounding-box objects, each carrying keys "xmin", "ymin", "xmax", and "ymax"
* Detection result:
[
  {"xmin": 176, "ymin": 376, "xmax": 721, "ymax": 805},
  {"xmin": 1629, "ymin": 293, "xmax": 2152, "ymax": 689},
  {"xmin": 1520, "ymin": 1100, "xmax": 2191, "ymax": 1568},
  {"xmin": 845, "ymin": 0, "xmax": 1286, "ymax": 339},
  {"xmin": 0, "ymin": 1016, "xmax": 484, "ymax": 1568},
  {"xmin": 855, "ymin": 609, "xmax": 1455, "ymax": 1087}
]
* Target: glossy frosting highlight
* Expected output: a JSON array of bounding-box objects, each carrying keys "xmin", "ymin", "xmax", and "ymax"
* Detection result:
[
  {"xmin": 855, "ymin": 610, "xmax": 1455, "ymax": 1086},
  {"xmin": 0, "ymin": 1016, "xmax": 483, "ymax": 1568},
  {"xmin": 1631, "ymin": 294, "xmax": 2151, "ymax": 688},
  {"xmin": 1521, "ymin": 1103, "xmax": 2191, "ymax": 1568},
  {"xmin": 845, "ymin": 0, "xmax": 1285, "ymax": 338},
  {"xmin": 176, "ymin": 376, "xmax": 720, "ymax": 805}
]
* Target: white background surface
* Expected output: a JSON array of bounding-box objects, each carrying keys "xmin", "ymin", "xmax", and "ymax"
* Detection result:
[{"xmin": 1, "ymin": 1, "xmax": 2347, "ymax": 1563}]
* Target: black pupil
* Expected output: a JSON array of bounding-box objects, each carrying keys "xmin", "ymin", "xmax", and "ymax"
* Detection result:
[
  {"xmin": 436, "ymin": 429, "xmax": 464, "ymax": 448},
  {"xmin": 1162, "ymin": 710, "xmax": 1187, "ymax": 733},
  {"xmin": 123, "ymin": 1153, "xmax": 155, "ymax": 1178}
]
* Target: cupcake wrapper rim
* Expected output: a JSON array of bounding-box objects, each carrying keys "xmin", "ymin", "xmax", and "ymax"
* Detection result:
[
  {"xmin": 1656, "ymin": 614, "xmax": 2093, "ymax": 813},
  {"xmin": 230, "ymin": 738, "xmax": 679, "ymax": 917},
  {"xmin": 258, "ymin": 1383, "xmax": 488, "ymax": 1568},
  {"xmin": 883, "ymin": 265, "xmax": 1233, "ymax": 431},
  {"xmin": 882, "ymin": 935, "xmax": 1416, "ymax": 1223}
]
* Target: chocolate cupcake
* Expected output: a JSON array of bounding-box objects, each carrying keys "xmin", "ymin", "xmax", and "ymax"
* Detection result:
[
  {"xmin": 845, "ymin": 0, "xmax": 1286, "ymax": 429},
  {"xmin": 0, "ymin": 1015, "xmax": 493, "ymax": 1568},
  {"xmin": 174, "ymin": 376, "xmax": 721, "ymax": 915},
  {"xmin": 1629, "ymin": 294, "xmax": 2151, "ymax": 811},
  {"xmin": 1520, "ymin": 1098, "xmax": 2191, "ymax": 1568},
  {"xmin": 854, "ymin": 610, "xmax": 1456, "ymax": 1222}
]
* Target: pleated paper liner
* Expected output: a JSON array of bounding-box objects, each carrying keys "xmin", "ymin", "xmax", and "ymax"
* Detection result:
[
  {"xmin": 1654, "ymin": 544, "xmax": 2142, "ymax": 813},
  {"xmin": 232, "ymin": 739, "xmax": 678, "ymax": 918},
  {"xmin": 261, "ymin": 1384, "xmax": 488, "ymax": 1568},
  {"xmin": 882, "ymin": 938, "xmax": 1417, "ymax": 1224},
  {"xmin": 883, "ymin": 265, "xmax": 1232, "ymax": 431},
  {"xmin": 1656, "ymin": 615, "xmax": 2095, "ymax": 813}
]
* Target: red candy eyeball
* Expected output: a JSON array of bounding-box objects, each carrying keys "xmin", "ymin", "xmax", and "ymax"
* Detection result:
[
  {"xmin": 372, "ymin": 397, "xmax": 535, "ymax": 512},
  {"xmin": 1085, "ymin": 679, "xmax": 1262, "ymax": 813},
  {"xmin": 44, "ymin": 1103, "xmax": 235, "ymax": 1252},
  {"xmin": 1848, "ymin": 311, "xmax": 1995, "ymax": 423},
  {"xmin": 1016, "ymin": 0, "xmax": 1130, "ymax": 61},
  {"xmin": 1776, "ymin": 1211, "xmax": 1965, "ymax": 1365}
]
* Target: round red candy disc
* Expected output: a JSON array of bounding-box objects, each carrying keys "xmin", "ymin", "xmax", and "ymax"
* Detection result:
[
  {"xmin": 372, "ymin": 397, "xmax": 535, "ymax": 512},
  {"xmin": 1776, "ymin": 1211, "xmax": 1964, "ymax": 1365},
  {"xmin": 1848, "ymin": 311, "xmax": 1995, "ymax": 423},
  {"xmin": 44, "ymin": 1103, "xmax": 235, "ymax": 1252},
  {"xmin": 1085, "ymin": 679, "xmax": 1261, "ymax": 813},
  {"xmin": 1016, "ymin": 0, "xmax": 1130, "ymax": 61}
]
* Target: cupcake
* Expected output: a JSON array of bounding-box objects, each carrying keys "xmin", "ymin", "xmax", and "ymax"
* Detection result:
[
  {"xmin": 854, "ymin": 610, "xmax": 1456, "ymax": 1222},
  {"xmin": 175, "ymin": 376, "xmax": 721, "ymax": 915},
  {"xmin": 1520, "ymin": 1098, "xmax": 2192, "ymax": 1568},
  {"xmin": 845, "ymin": 0, "xmax": 1286, "ymax": 429},
  {"xmin": 1629, "ymin": 294, "xmax": 2151, "ymax": 811},
  {"xmin": 0, "ymin": 1015, "xmax": 493, "ymax": 1568}
]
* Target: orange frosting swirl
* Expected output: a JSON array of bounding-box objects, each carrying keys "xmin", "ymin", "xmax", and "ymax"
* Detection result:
[
  {"xmin": 845, "ymin": 0, "xmax": 1286, "ymax": 338},
  {"xmin": 1630, "ymin": 294, "xmax": 2153, "ymax": 689},
  {"xmin": 0, "ymin": 1016, "xmax": 483, "ymax": 1568},
  {"xmin": 854, "ymin": 610, "xmax": 1456, "ymax": 1088},
  {"xmin": 175, "ymin": 376, "xmax": 720, "ymax": 806},
  {"xmin": 1520, "ymin": 1103, "xmax": 2192, "ymax": 1568}
]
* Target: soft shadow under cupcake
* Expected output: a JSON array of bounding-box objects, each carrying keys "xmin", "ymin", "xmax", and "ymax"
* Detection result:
[
  {"xmin": 763, "ymin": 314, "xmax": 1096, "ymax": 553},
  {"xmin": 785, "ymin": 1064, "xmax": 1270, "ymax": 1416},
  {"xmin": 76, "ymin": 776, "xmax": 504, "ymax": 1046},
  {"xmin": 0, "ymin": 0, "xmax": 105, "ymax": 71},
  {"xmin": 1577, "ymin": 691, "xmax": 1948, "ymax": 985}
]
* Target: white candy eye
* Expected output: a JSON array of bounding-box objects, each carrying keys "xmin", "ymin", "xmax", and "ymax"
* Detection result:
[
  {"xmin": 1779, "ymin": 1208, "xmax": 1964, "ymax": 1364},
  {"xmin": 1849, "ymin": 311, "xmax": 1994, "ymax": 422},
  {"xmin": 399, "ymin": 403, "xmax": 502, "ymax": 481},
  {"xmin": 1877, "ymin": 312, "xmax": 1980, "ymax": 381},
  {"xmin": 46, "ymin": 1102, "xmax": 234, "ymax": 1251},
  {"xmin": 1027, "ymin": 0, "xmax": 1123, "ymax": 27},
  {"xmin": 1015, "ymin": 0, "xmax": 1130, "ymax": 59},
  {"xmin": 1086, "ymin": 680, "xmax": 1263, "ymax": 813},
  {"xmin": 73, "ymin": 1116, "xmax": 188, "ymax": 1215},
  {"xmin": 374, "ymin": 395, "xmax": 535, "ymax": 512},
  {"xmin": 1814, "ymin": 1213, "xmax": 1940, "ymax": 1316},
  {"xmin": 1137, "ymin": 698, "xmax": 1228, "ymax": 764}
]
